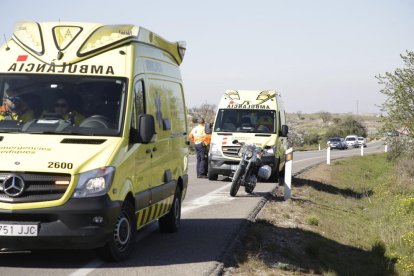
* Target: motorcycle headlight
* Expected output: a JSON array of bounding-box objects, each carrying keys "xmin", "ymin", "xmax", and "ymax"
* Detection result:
[
  {"xmin": 244, "ymin": 150, "xmax": 253, "ymax": 158},
  {"xmin": 72, "ymin": 167, "xmax": 115, "ymax": 198}
]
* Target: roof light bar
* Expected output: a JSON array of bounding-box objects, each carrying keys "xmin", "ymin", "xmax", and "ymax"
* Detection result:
[
  {"xmin": 13, "ymin": 21, "xmax": 44, "ymax": 55},
  {"xmin": 177, "ymin": 41, "xmax": 186, "ymax": 60},
  {"xmin": 53, "ymin": 26, "xmax": 82, "ymax": 50},
  {"xmin": 79, "ymin": 25, "xmax": 138, "ymax": 56}
]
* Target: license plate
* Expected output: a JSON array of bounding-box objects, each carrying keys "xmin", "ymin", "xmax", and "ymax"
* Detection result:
[
  {"xmin": 231, "ymin": 165, "xmax": 239, "ymax": 171},
  {"xmin": 0, "ymin": 224, "xmax": 38, "ymax": 236}
]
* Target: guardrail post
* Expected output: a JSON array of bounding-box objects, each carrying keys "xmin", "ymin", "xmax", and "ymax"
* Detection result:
[
  {"xmin": 327, "ymin": 145, "xmax": 331, "ymax": 165},
  {"xmin": 284, "ymin": 148, "xmax": 293, "ymax": 200}
]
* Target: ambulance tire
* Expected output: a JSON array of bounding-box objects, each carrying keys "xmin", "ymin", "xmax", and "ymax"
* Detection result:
[
  {"xmin": 97, "ymin": 200, "xmax": 136, "ymax": 262},
  {"xmin": 207, "ymin": 163, "xmax": 218, "ymax": 180},
  {"xmin": 208, "ymin": 171, "xmax": 218, "ymax": 181},
  {"xmin": 159, "ymin": 187, "xmax": 181, "ymax": 233}
]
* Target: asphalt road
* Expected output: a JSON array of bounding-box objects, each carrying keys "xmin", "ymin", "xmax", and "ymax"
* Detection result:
[{"xmin": 0, "ymin": 140, "xmax": 386, "ymax": 276}]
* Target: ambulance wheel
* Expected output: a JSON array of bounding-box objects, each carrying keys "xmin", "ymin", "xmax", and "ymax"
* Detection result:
[
  {"xmin": 208, "ymin": 171, "xmax": 218, "ymax": 181},
  {"xmin": 97, "ymin": 200, "xmax": 136, "ymax": 261},
  {"xmin": 159, "ymin": 187, "xmax": 181, "ymax": 233}
]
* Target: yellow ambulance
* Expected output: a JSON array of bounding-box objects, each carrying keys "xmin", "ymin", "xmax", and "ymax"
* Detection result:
[
  {"xmin": 208, "ymin": 90, "xmax": 288, "ymax": 181},
  {"xmin": 0, "ymin": 21, "xmax": 188, "ymax": 261}
]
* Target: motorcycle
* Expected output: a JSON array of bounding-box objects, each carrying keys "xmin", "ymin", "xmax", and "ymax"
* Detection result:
[{"xmin": 230, "ymin": 140, "xmax": 272, "ymax": 197}]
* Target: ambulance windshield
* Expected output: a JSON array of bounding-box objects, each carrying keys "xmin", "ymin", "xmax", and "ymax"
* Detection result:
[
  {"xmin": 214, "ymin": 109, "xmax": 276, "ymax": 133},
  {"xmin": 0, "ymin": 74, "xmax": 126, "ymax": 136}
]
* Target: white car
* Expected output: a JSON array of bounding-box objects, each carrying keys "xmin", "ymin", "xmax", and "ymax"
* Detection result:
[
  {"xmin": 357, "ymin": 137, "xmax": 367, "ymax": 147},
  {"xmin": 345, "ymin": 135, "xmax": 359, "ymax": 148}
]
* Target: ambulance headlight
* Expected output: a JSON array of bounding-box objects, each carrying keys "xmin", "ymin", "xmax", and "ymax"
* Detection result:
[
  {"xmin": 210, "ymin": 143, "xmax": 221, "ymax": 156},
  {"xmin": 73, "ymin": 167, "xmax": 115, "ymax": 198}
]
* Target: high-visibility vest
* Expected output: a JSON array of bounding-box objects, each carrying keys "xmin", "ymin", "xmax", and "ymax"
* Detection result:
[{"xmin": 189, "ymin": 124, "xmax": 206, "ymax": 145}]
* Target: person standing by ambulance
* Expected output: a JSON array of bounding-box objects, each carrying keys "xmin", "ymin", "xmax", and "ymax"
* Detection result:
[{"xmin": 189, "ymin": 118, "xmax": 208, "ymax": 178}]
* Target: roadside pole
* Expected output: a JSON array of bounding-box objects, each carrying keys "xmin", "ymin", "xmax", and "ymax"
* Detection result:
[
  {"xmin": 327, "ymin": 145, "xmax": 331, "ymax": 165},
  {"xmin": 284, "ymin": 148, "xmax": 293, "ymax": 200},
  {"xmin": 385, "ymin": 143, "xmax": 388, "ymax": 153},
  {"xmin": 360, "ymin": 144, "xmax": 364, "ymax": 156},
  {"xmin": 318, "ymin": 143, "xmax": 321, "ymax": 151}
]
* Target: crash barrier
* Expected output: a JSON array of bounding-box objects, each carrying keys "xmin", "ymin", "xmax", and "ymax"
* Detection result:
[{"xmin": 284, "ymin": 148, "xmax": 293, "ymax": 200}]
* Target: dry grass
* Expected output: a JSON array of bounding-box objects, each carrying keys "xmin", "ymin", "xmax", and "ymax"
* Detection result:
[{"xmin": 224, "ymin": 154, "xmax": 414, "ymax": 275}]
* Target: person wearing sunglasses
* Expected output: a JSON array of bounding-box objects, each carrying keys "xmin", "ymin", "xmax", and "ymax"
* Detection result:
[
  {"xmin": 53, "ymin": 95, "xmax": 85, "ymax": 126},
  {"xmin": 0, "ymin": 89, "xmax": 35, "ymax": 122}
]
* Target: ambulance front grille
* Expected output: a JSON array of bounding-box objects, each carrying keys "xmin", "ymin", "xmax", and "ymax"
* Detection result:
[
  {"xmin": 222, "ymin": 146, "xmax": 241, "ymax": 158},
  {"xmin": 0, "ymin": 172, "xmax": 71, "ymax": 203}
]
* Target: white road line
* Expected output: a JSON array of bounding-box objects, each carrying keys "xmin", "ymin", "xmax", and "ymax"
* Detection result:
[
  {"xmin": 69, "ymin": 182, "xmax": 233, "ymax": 276},
  {"xmin": 69, "ymin": 259, "xmax": 104, "ymax": 276},
  {"xmin": 293, "ymin": 156, "xmax": 325, "ymax": 163},
  {"xmin": 182, "ymin": 183, "xmax": 233, "ymax": 214}
]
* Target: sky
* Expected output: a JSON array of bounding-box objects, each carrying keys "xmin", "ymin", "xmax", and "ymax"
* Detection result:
[{"xmin": 1, "ymin": 0, "xmax": 413, "ymax": 114}]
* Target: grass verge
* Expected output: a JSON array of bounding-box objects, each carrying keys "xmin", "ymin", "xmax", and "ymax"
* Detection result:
[{"xmin": 224, "ymin": 153, "xmax": 414, "ymax": 275}]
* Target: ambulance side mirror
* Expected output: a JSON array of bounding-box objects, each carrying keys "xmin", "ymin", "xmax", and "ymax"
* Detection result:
[
  {"xmin": 280, "ymin": 125, "xmax": 289, "ymax": 137},
  {"xmin": 205, "ymin": 122, "xmax": 212, "ymax": 134},
  {"xmin": 130, "ymin": 114, "xmax": 156, "ymax": 144}
]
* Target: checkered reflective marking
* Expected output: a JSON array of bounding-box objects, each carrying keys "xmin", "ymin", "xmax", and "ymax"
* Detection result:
[{"xmin": 136, "ymin": 196, "xmax": 174, "ymax": 229}]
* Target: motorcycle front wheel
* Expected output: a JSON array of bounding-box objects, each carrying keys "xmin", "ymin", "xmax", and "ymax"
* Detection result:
[{"xmin": 230, "ymin": 164, "xmax": 245, "ymax": 197}]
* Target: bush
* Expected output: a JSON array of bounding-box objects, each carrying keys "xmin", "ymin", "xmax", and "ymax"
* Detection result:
[
  {"xmin": 303, "ymin": 133, "xmax": 320, "ymax": 145},
  {"xmin": 324, "ymin": 116, "xmax": 367, "ymax": 141},
  {"xmin": 287, "ymin": 127, "xmax": 304, "ymax": 147},
  {"xmin": 386, "ymin": 137, "xmax": 414, "ymax": 161}
]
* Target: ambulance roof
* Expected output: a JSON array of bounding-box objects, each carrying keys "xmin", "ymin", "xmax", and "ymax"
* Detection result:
[
  {"xmin": 7, "ymin": 21, "xmax": 186, "ymax": 65},
  {"xmin": 217, "ymin": 90, "xmax": 281, "ymax": 110}
]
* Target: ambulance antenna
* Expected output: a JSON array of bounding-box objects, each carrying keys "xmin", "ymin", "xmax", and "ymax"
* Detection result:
[{"xmin": 3, "ymin": 34, "xmax": 10, "ymax": 50}]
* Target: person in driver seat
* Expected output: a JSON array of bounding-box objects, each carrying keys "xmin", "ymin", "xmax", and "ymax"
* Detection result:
[{"xmin": 256, "ymin": 114, "xmax": 273, "ymax": 132}]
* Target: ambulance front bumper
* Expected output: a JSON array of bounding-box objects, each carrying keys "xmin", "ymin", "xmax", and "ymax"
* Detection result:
[
  {"xmin": 208, "ymin": 155, "xmax": 278, "ymax": 176},
  {"xmin": 0, "ymin": 195, "xmax": 121, "ymax": 250}
]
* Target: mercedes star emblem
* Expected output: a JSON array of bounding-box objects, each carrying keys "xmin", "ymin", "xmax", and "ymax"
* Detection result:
[{"xmin": 3, "ymin": 174, "xmax": 26, "ymax": 197}]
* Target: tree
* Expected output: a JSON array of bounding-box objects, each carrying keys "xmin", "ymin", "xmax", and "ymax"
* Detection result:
[
  {"xmin": 332, "ymin": 117, "xmax": 341, "ymax": 124},
  {"xmin": 324, "ymin": 116, "xmax": 367, "ymax": 141},
  {"xmin": 319, "ymin": 111, "xmax": 332, "ymax": 123},
  {"xmin": 188, "ymin": 103, "xmax": 217, "ymax": 125},
  {"xmin": 377, "ymin": 51, "xmax": 414, "ymax": 139}
]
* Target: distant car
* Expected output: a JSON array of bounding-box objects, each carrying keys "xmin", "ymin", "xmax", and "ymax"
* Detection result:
[
  {"xmin": 340, "ymin": 137, "xmax": 348, "ymax": 149},
  {"xmin": 357, "ymin": 137, "xmax": 367, "ymax": 147},
  {"xmin": 345, "ymin": 135, "xmax": 359, "ymax": 148},
  {"xmin": 327, "ymin": 137, "xmax": 347, "ymax": 150}
]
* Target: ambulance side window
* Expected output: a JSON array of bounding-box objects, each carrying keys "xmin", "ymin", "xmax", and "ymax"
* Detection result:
[
  {"xmin": 133, "ymin": 79, "xmax": 145, "ymax": 128},
  {"xmin": 134, "ymin": 80, "xmax": 145, "ymax": 116}
]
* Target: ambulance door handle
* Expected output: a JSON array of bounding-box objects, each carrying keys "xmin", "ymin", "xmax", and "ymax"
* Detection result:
[{"xmin": 152, "ymin": 147, "xmax": 157, "ymax": 152}]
